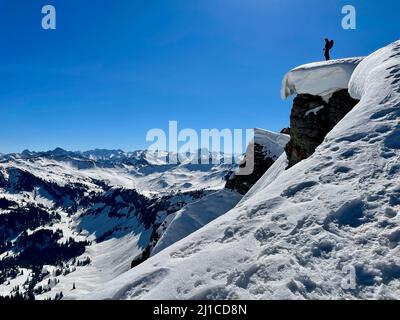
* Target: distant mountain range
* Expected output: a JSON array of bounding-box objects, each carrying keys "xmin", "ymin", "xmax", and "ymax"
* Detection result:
[
  {"xmin": 0, "ymin": 129, "xmax": 289, "ymax": 300},
  {"xmin": 0, "ymin": 148, "xmax": 236, "ymax": 169}
]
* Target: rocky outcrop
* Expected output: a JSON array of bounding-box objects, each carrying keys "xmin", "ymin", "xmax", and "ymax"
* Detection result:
[
  {"xmin": 280, "ymin": 128, "xmax": 291, "ymax": 135},
  {"xmin": 285, "ymin": 89, "xmax": 359, "ymax": 167},
  {"xmin": 226, "ymin": 129, "xmax": 289, "ymax": 195},
  {"xmin": 225, "ymin": 143, "xmax": 276, "ymax": 195}
]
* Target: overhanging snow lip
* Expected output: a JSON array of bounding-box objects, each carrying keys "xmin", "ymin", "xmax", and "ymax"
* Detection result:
[{"xmin": 281, "ymin": 57, "xmax": 365, "ymax": 99}]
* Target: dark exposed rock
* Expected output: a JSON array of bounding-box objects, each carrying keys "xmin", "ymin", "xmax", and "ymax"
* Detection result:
[
  {"xmin": 285, "ymin": 89, "xmax": 359, "ymax": 168},
  {"xmin": 131, "ymin": 246, "xmax": 151, "ymax": 269},
  {"xmin": 225, "ymin": 143, "xmax": 276, "ymax": 195},
  {"xmin": 0, "ymin": 170, "xmax": 6, "ymax": 188}
]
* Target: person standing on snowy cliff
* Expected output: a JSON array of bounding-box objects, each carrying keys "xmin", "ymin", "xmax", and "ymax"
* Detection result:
[{"xmin": 324, "ymin": 38, "xmax": 334, "ymax": 61}]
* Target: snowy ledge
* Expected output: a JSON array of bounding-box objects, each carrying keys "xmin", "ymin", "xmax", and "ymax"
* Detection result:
[{"xmin": 281, "ymin": 57, "xmax": 364, "ymax": 99}]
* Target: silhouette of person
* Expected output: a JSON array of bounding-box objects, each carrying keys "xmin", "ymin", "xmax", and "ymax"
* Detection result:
[{"xmin": 324, "ymin": 38, "xmax": 334, "ymax": 61}]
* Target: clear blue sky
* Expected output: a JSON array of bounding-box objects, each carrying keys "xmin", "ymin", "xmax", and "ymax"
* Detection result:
[{"xmin": 0, "ymin": 0, "xmax": 398, "ymax": 153}]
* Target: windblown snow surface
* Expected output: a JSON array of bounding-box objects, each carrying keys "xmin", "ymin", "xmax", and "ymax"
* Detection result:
[{"xmin": 85, "ymin": 40, "xmax": 400, "ymax": 300}]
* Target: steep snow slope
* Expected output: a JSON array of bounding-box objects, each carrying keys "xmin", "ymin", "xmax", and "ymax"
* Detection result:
[
  {"xmin": 87, "ymin": 41, "xmax": 400, "ymax": 300},
  {"xmin": 151, "ymin": 189, "xmax": 242, "ymax": 256},
  {"xmin": 239, "ymin": 153, "xmax": 289, "ymax": 205},
  {"xmin": 282, "ymin": 57, "xmax": 364, "ymax": 99}
]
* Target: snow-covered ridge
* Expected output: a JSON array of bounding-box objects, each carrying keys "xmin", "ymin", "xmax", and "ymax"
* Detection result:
[
  {"xmin": 86, "ymin": 40, "xmax": 400, "ymax": 300},
  {"xmin": 281, "ymin": 57, "xmax": 364, "ymax": 99},
  {"xmin": 348, "ymin": 46, "xmax": 398, "ymax": 100}
]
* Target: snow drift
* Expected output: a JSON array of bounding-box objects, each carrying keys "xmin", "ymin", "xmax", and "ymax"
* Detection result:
[{"xmin": 85, "ymin": 40, "xmax": 400, "ymax": 300}]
